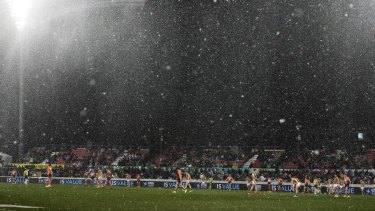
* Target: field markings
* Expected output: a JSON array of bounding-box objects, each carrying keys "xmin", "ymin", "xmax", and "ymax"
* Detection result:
[{"xmin": 0, "ymin": 204, "xmax": 44, "ymax": 209}]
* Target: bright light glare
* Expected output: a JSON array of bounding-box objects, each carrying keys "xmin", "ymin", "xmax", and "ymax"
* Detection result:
[{"xmin": 7, "ymin": 0, "xmax": 31, "ymax": 30}]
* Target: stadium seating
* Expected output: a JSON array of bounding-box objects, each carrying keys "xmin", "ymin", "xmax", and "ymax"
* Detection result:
[
  {"xmin": 256, "ymin": 150, "xmax": 285, "ymax": 168},
  {"xmin": 155, "ymin": 146, "xmax": 182, "ymax": 167},
  {"xmin": 116, "ymin": 149, "xmax": 149, "ymax": 166},
  {"xmin": 365, "ymin": 149, "xmax": 375, "ymax": 160},
  {"xmin": 5, "ymin": 145, "xmax": 375, "ymax": 184},
  {"xmin": 18, "ymin": 146, "xmax": 375, "ymax": 170},
  {"xmin": 172, "ymin": 146, "xmax": 248, "ymax": 168},
  {"xmin": 19, "ymin": 146, "xmax": 148, "ymax": 168},
  {"xmin": 284, "ymin": 161, "xmax": 298, "ymax": 169}
]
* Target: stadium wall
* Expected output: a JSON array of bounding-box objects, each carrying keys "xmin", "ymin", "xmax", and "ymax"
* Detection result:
[{"xmin": 1, "ymin": 176, "xmax": 375, "ymax": 196}]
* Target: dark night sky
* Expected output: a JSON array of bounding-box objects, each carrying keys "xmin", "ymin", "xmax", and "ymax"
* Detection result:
[{"xmin": 1, "ymin": 0, "xmax": 375, "ymax": 151}]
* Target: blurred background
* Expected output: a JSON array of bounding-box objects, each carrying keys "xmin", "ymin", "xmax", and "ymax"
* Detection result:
[{"xmin": 1, "ymin": 0, "xmax": 375, "ymax": 159}]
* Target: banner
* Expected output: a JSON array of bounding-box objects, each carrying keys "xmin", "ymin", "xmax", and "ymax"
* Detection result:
[
  {"xmin": 7, "ymin": 163, "xmax": 64, "ymax": 169},
  {"xmin": 101, "ymin": 165, "xmax": 279, "ymax": 173},
  {"xmin": 1, "ymin": 176, "xmax": 374, "ymax": 196}
]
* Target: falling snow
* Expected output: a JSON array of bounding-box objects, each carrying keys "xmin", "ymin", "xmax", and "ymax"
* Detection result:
[{"xmin": 0, "ymin": 0, "xmax": 374, "ymax": 150}]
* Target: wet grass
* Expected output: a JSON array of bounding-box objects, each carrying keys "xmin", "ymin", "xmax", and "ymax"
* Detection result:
[{"xmin": 0, "ymin": 183, "xmax": 375, "ymax": 210}]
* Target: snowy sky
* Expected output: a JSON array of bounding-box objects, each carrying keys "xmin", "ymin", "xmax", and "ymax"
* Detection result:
[{"xmin": 1, "ymin": 0, "xmax": 375, "ymax": 149}]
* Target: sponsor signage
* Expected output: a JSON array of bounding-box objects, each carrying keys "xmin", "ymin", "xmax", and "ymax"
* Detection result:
[{"xmin": 0, "ymin": 177, "xmax": 372, "ymax": 195}]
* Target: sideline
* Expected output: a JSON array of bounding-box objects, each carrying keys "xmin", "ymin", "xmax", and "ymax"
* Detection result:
[
  {"xmin": 0, "ymin": 204, "xmax": 44, "ymax": 209},
  {"xmin": 0, "ymin": 176, "xmax": 372, "ymax": 187}
]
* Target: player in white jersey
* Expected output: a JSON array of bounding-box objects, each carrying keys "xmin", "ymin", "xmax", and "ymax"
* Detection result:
[
  {"xmin": 184, "ymin": 172, "xmax": 193, "ymax": 192},
  {"xmin": 290, "ymin": 175, "xmax": 301, "ymax": 197},
  {"xmin": 246, "ymin": 175, "xmax": 251, "ymax": 191},
  {"xmin": 248, "ymin": 171, "xmax": 260, "ymax": 196},
  {"xmin": 38, "ymin": 171, "xmax": 42, "ymax": 183},
  {"xmin": 360, "ymin": 180, "xmax": 365, "ymax": 196},
  {"xmin": 327, "ymin": 179, "xmax": 332, "ymax": 194},
  {"xmin": 200, "ymin": 173, "xmax": 206, "ymax": 189},
  {"xmin": 339, "ymin": 178, "xmax": 344, "ymax": 194},
  {"xmin": 333, "ymin": 175, "xmax": 340, "ymax": 197},
  {"xmin": 96, "ymin": 168, "xmax": 103, "ymax": 188},
  {"xmin": 126, "ymin": 174, "xmax": 131, "ymax": 187}
]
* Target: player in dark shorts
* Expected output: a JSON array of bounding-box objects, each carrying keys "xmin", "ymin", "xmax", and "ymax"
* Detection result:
[
  {"xmin": 226, "ymin": 174, "xmax": 234, "ymax": 191},
  {"xmin": 83, "ymin": 171, "xmax": 90, "ymax": 186},
  {"xmin": 45, "ymin": 164, "xmax": 53, "ymax": 187},
  {"xmin": 278, "ymin": 178, "xmax": 283, "ymax": 192},
  {"xmin": 267, "ymin": 177, "xmax": 272, "ymax": 192},
  {"xmin": 304, "ymin": 178, "xmax": 311, "ymax": 194},
  {"xmin": 136, "ymin": 174, "xmax": 141, "ymax": 187},
  {"xmin": 89, "ymin": 170, "xmax": 96, "ymax": 186},
  {"xmin": 173, "ymin": 168, "xmax": 187, "ymax": 193},
  {"xmin": 11, "ymin": 169, "xmax": 17, "ymax": 184},
  {"xmin": 104, "ymin": 168, "xmax": 112, "ymax": 188},
  {"xmin": 344, "ymin": 175, "xmax": 351, "ymax": 198}
]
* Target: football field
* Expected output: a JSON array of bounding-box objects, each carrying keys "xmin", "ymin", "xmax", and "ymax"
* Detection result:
[{"xmin": 0, "ymin": 183, "xmax": 374, "ymax": 210}]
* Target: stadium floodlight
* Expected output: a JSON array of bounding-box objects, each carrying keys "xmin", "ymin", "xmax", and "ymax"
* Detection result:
[
  {"xmin": 6, "ymin": 0, "xmax": 31, "ymax": 30},
  {"xmin": 358, "ymin": 132, "xmax": 364, "ymax": 141},
  {"xmin": 159, "ymin": 128, "xmax": 164, "ymax": 155},
  {"xmin": 110, "ymin": 0, "xmax": 145, "ymax": 3},
  {"xmin": 296, "ymin": 125, "xmax": 302, "ymax": 158},
  {"xmin": 6, "ymin": 0, "xmax": 31, "ymax": 158}
]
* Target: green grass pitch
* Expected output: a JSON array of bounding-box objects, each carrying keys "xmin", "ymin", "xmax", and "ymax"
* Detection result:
[{"xmin": 1, "ymin": 183, "xmax": 375, "ymax": 210}]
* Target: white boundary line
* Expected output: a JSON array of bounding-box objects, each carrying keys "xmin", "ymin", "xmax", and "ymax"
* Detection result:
[{"xmin": 0, "ymin": 204, "xmax": 44, "ymax": 209}]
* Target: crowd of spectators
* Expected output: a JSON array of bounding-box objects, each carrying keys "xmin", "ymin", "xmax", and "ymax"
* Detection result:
[
  {"xmin": 2, "ymin": 145, "xmax": 375, "ymax": 185},
  {"xmin": 284, "ymin": 148, "xmax": 375, "ymax": 170},
  {"xmin": 257, "ymin": 149, "xmax": 285, "ymax": 168},
  {"xmin": 15, "ymin": 146, "xmax": 375, "ymax": 171},
  {"xmin": 153, "ymin": 146, "xmax": 182, "ymax": 167},
  {"xmin": 19, "ymin": 145, "xmax": 147, "ymax": 169},
  {"xmin": 174, "ymin": 146, "xmax": 248, "ymax": 168},
  {"xmin": 3, "ymin": 164, "xmax": 375, "ymax": 185}
]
